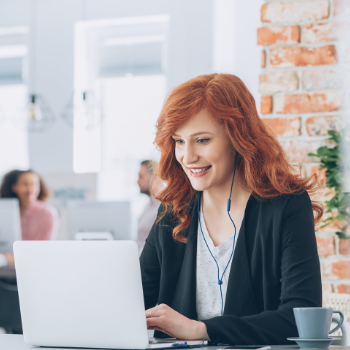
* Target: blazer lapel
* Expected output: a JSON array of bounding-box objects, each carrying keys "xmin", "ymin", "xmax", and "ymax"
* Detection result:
[
  {"xmin": 171, "ymin": 194, "xmax": 259, "ymax": 319},
  {"xmin": 224, "ymin": 196, "xmax": 259, "ymax": 317}
]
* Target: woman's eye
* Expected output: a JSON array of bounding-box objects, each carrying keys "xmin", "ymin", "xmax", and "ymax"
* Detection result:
[
  {"xmin": 174, "ymin": 139, "xmax": 184, "ymax": 144},
  {"xmin": 197, "ymin": 138, "xmax": 210, "ymax": 144}
]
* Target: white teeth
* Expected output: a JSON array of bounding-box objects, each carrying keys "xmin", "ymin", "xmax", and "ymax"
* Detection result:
[{"xmin": 191, "ymin": 167, "xmax": 210, "ymax": 173}]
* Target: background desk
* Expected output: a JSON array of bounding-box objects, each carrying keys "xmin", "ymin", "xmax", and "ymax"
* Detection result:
[{"xmin": 0, "ymin": 335, "xmax": 349, "ymax": 350}]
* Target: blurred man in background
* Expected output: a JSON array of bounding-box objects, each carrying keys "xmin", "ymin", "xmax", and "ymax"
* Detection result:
[{"xmin": 137, "ymin": 160, "xmax": 161, "ymax": 255}]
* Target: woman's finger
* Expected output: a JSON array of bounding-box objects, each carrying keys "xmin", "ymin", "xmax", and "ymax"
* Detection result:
[
  {"xmin": 147, "ymin": 316, "xmax": 164, "ymax": 328},
  {"xmin": 145, "ymin": 310, "xmax": 153, "ymax": 318},
  {"xmin": 146, "ymin": 304, "xmax": 168, "ymax": 318},
  {"xmin": 147, "ymin": 321, "xmax": 175, "ymax": 338},
  {"xmin": 145, "ymin": 307, "xmax": 160, "ymax": 319}
]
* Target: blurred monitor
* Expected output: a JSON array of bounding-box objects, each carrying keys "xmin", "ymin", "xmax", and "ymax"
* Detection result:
[
  {"xmin": 66, "ymin": 201, "xmax": 131, "ymax": 241},
  {"xmin": 0, "ymin": 198, "xmax": 21, "ymax": 252}
]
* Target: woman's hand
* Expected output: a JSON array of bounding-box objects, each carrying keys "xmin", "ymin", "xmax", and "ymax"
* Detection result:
[
  {"xmin": 146, "ymin": 304, "xmax": 210, "ymax": 340},
  {"xmin": 3, "ymin": 253, "xmax": 14, "ymax": 265}
]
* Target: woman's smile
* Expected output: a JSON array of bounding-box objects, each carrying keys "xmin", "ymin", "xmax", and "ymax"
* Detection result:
[{"xmin": 188, "ymin": 166, "xmax": 212, "ymax": 177}]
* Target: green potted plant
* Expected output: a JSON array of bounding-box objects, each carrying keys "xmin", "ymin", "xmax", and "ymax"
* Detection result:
[{"xmin": 308, "ymin": 129, "xmax": 350, "ymax": 239}]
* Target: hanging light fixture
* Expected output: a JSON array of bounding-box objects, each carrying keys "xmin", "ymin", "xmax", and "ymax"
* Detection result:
[
  {"xmin": 78, "ymin": 90, "xmax": 103, "ymax": 130},
  {"xmin": 15, "ymin": 0, "xmax": 56, "ymax": 132},
  {"xmin": 25, "ymin": 93, "xmax": 55, "ymax": 131},
  {"xmin": 61, "ymin": 1, "xmax": 102, "ymax": 130},
  {"xmin": 14, "ymin": 94, "xmax": 56, "ymax": 132},
  {"xmin": 61, "ymin": 90, "xmax": 103, "ymax": 130},
  {"xmin": 28, "ymin": 94, "xmax": 41, "ymax": 121}
]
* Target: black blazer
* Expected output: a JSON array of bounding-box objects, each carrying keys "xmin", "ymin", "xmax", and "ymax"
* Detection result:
[{"xmin": 140, "ymin": 191, "xmax": 322, "ymax": 345}]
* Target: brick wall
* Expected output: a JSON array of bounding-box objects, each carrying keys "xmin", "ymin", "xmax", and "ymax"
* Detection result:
[{"xmin": 258, "ymin": 0, "xmax": 350, "ymax": 294}]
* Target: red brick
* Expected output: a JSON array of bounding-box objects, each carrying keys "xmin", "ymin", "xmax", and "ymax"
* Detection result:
[
  {"xmin": 261, "ymin": 1, "xmax": 329, "ymax": 23},
  {"xmin": 260, "ymin": 96, "xmax": 272, "ymax": 114},
  {"xmin": 322, "ymin": 283, "xmax": 334, "ymax": 293},
  {"xmin": 334, "ymin": 0, "xmax": 350, "ymax": 17},
  {"xmin": 337, "ymin": 284, "xmax": 350, "ymax": 294},
  {"xmin": 263, "ymin": 117, "xmax": 301, "ymax": 137},
  {"xmin": 275, "ymin": 92, "xmax": 342, "ymax": 114},
  {"xmin": 257, "ymin": 25, "xmax": 300, "ymax": 45},
  {"xmin": 280, "ymin": 140, "xmax": 326, "ymax": 163},
  {"xmin": 302, "ymin": 69, "xmax": 350, "ymax": 90},
  {"xmin": 305, "ymin": 115, "xmax": 345, "ymax": 136},
  {"xmin": 332, "ymin": 260, "xmax": 350, "ymax": 279},
  {"xmin": 316, "ymin": 236, "xmax": 335, "ymax": 256},
  {"xmin": 303, "ymin": 22, "xmax": 333, "ymax": 43},
  {"xmin": 320, "ymin": 258, "xmax": 336, "ymax": 280},
  {"xmin": 339, "ymin": 239, "xmax": 350, "ymax": 255},
  {"xmin": 261, "ymin": 50, "xmax": 266, "ymax": 68},
  {"xmin": 270, "ymin": 45, "xmax": 337, "ymax": 68},
  {"xmin": 259, "ymin": 71, "xmax": 299, "ymax": 94},
  {"xmin": 302, "ymin": 22, "xmax": 350, "ymax": 43},
  {"xmin": 310, "ymin": 165, "xmax": 326, "ymax": 186}
]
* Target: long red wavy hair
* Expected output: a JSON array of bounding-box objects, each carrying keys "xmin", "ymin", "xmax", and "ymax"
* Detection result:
[{"xmin": 154, "ymin": 74, "xmax": 323, "ymax": 242}]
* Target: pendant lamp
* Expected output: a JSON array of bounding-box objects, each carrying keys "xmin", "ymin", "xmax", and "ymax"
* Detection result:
[
  {"xmin": 61, "ymin": 1, "xmax": 102, "ymax": 130},
  {"xmin": 62, "ymin": 90, "xmax": 103, "ymax": 130},
  {"xmin": 21, "ymin": 0, "xmax": 56, "ymax": 132},
  {"xmin": 25, "ymin": 93, "xmax": 55, "ymax": 132}
]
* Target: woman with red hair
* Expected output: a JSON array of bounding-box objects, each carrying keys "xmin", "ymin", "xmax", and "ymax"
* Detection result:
[{"xmin": 141, "ymin": 74, "xmax": 323, "ymax": 345}]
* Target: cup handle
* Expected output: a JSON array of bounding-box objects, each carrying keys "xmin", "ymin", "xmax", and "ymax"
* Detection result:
[{"xmin": 329, "ymin": 311, "xmax": 344, "ymax": 334}]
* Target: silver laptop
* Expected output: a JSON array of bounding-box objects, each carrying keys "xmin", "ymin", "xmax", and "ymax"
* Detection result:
[{"xmin": 14, "ymin": 241, "xmax": 206, "ymax": 349}]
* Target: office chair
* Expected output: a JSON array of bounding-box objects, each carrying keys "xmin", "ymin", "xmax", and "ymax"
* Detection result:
[
  {"xmin": 0, "ymin": 279, "xmax": 22, "ymax": 334},
  {"xmin": 323, "ymin": 292, "xmax": 350, "ymax": 346}
]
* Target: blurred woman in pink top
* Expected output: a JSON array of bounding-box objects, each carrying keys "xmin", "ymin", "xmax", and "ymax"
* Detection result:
[{"xmin": 0, "ymin": 170, "xmax": 59, "ymax": 240}]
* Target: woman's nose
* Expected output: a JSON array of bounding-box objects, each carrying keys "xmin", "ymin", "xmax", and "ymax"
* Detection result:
[{"xmin": 182, "ymin": 144, "xmax": 198, "ymax": 165}]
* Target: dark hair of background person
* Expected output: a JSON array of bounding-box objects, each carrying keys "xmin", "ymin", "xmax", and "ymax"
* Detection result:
[
  {"xmin": 141, "ymin": 160, "xmax": 157, "ymax": 176},
  {"xmin": 0, "ymin": 169, "xmax": 51, "ymax": 202}
]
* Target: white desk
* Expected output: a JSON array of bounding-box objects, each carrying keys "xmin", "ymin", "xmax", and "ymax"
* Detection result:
[{"xmin": 0, "ymin": 335, "xmax": 349, "ymax": 350}]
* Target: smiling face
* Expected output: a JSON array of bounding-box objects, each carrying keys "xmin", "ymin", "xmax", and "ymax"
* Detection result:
[
  {"xmin": 12, "ymin": 172, "xmax": 41, "ymax": 205},
  {"xmin": 172, "ymin": 109, "xmax": 236, "ymax": 193}
]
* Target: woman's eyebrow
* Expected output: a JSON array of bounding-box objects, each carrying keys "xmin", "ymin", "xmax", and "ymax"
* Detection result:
[{"xmin": 172, "ymin": 131, "xmax": 214, "ymax": 137}]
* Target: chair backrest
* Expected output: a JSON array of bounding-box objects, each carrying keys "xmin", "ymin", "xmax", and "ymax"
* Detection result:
[
  {"xmin": 323, "ymin": 293, "xmax": 350, "ymax": 325},
  {"xmin": 323, "ymin": 292, "xmax": 350, "ymax": 344}
]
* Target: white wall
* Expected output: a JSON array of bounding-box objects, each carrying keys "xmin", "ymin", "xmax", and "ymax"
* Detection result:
[
  {"xmin": 28, "ymin": 0, "xmax": 81, "ymax": 172},
  {"xmin": 0, "ymin": 0, "xmax": 213, "ymax": 173},
  {"xmin": 213, "ymin": 0, "xmax": 263, "ymax": 107},
  {"xmin": 234, "ymin": 0, "xmax": 264, "ymax": 108},
  {"xmin": 0, "ymin": 0, "xmax": 263, "ymax": 172}
]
